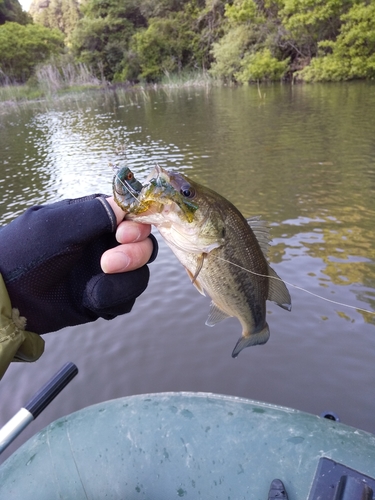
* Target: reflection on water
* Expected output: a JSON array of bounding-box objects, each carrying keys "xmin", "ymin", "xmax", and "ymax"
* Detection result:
[{"xmin": 0, "ymin": 83, "xmax": 375, "ymax": 463}]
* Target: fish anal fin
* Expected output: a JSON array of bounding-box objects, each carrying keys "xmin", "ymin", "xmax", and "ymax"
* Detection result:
[
  {"xmin": 232, "ymin": 324, "xmax": 270, "ymax": 358},
  {"xmin": 205, "ymin": 302, "xmax": 231, "ymax": 327},
  {"xmin": 267, "ymin": 265, "xmax": 292, "ymax": 311},
  {"xmin": 185, "ymin": 268, "xmax": 205, "ymax": 296}
]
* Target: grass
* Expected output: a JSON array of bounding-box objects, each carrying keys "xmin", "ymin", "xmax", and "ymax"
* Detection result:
[
  {"xmin": 159, "ymin": 69, "xmax": 215, "ymax": 88},
  {"xmin": 0, "ymin": 65, "xmax": 218, "ymax": 108},
  {"xmin": 35, "ymin": 62, "xmax": 102, "ymax": 94},
  {"xmin": 0, "ymin": 83, "xmax": 44, "ymax": 102},
  {"xmin": 0, "ymin": 61, "xmax": 103, "ymax": 107}
]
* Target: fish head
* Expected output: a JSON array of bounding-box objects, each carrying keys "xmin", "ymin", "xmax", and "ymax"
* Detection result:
[
  {"xmin": 127, "ymin": 165, "xmax": 225, "ymax": 254},
  {"xmin": 140, "ymin": 165, "xmax": 199, "ymax": 222}
]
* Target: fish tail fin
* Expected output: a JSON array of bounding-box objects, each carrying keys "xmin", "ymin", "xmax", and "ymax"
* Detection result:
[{"xmin": 231, "ymin": 324, "xmax": 270, "ymax": 358}]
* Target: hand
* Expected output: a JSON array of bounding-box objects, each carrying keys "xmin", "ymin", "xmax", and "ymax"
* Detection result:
[{"xmin": 0, "ymin": 195, "xmax": 158, "ymax": 335}]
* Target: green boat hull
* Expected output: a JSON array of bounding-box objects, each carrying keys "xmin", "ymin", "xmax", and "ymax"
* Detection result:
[{"xmin": 0, "ymin": 392, "xmax": 374, "ymax": 499}]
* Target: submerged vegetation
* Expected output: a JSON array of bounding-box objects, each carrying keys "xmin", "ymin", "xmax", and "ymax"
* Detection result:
[{"xmin": 0, "ymin": 0, "xmax": 375, "ymax": 99}]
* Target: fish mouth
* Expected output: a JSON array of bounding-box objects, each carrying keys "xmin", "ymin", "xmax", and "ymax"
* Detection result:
[{"xmin": 134, "ymin": 165, "xmax": 198, "ymax": 222}]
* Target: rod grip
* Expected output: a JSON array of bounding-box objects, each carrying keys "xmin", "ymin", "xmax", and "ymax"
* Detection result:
[{"xmin": 24, "ymin": 362, "xmax": 78, "ymax": 419}]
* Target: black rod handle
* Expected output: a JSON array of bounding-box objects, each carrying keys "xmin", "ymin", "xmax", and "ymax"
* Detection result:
[{"xmin": 24, "ymin": 362, "xmax": 78, "ymax": 419}]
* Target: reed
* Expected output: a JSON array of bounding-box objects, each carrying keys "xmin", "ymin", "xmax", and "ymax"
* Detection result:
[
  {"xmin": 0, "ymin": 83, "xmax": 44, "ymax": 103},
  {"xmin": 0, "ymin": 61, "xmax": 102, "ymax": 106},
  {"xmin": 159, "ymin": 69, "xmax": 214, "ymax": 88},
  {"xmin": 0, "ymin": 66, "xmax": 217, "ymax": 108},
  {"xmin": 35, "ymin": 62, "xmax": 101, "ymax": 93}
]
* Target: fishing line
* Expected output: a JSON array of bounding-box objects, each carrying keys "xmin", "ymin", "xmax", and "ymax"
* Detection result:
[
  {"xmin": 216, "ymin": 256, "xmax": 375, "ymax": 316},
  {"xmin": 110, "ymin": 163, "xmax": 374, "ymax": 316}
]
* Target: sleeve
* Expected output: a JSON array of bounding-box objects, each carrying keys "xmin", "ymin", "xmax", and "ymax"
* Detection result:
[{"xmin": 0, "ymin": 274, "xmax": 44, "ymax": 380}]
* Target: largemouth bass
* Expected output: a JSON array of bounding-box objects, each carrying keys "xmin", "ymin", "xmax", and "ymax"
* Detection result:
[{"xmin": 114, "ymin": 165, "xmax": 291, "ymax": 357}]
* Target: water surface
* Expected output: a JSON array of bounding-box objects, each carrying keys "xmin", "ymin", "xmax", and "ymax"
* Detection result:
[{"xmin": 1, "ymin": 83, "xmax": 375, "ymax": 462}]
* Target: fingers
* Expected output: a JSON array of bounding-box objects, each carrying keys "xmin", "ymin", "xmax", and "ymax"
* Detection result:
[
  {"xmin": 100, "ymin": 218, "xmax": 153, "ymax": 274},
  {"xmin": 101, "ymin": 238, "xmax": 153, "ymax": 273},
  {"xmin": 101, "ymin": 197, "xmax": 154, "ymax": 273},
  {"xmin": 115, "ymin": 219, "xmax": 151, "ymax": 244}
]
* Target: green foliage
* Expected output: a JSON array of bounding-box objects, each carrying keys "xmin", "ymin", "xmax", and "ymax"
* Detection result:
[
  {"xmin": 210, "ymin": 0, "xmax": 288, "ymax": 82},
  {"xmin": 70, "ymin": 0, "xmax": 145, "ymax": 80},
  {"xmin": 0, "ymin": 21, "xmax": 64, "ymax": 83},
  {"xmin": 278, "ymin": 0, "xmax": 353, "ymax": 59},
  {"xmin": 139, "ymin": 0, "xmax": 192, "ymax": 19},
  {"xmin": 0, "ymin": 0, "xmax": 31, "ymax": 25},
  {"xmin": 225, "ymin": 0, "xmax": 260, "ymax": 23},
  {"xmin": 187, "ymin": 0, "xmax": 228, "ymax": 70},
  {"xmin": 209, "ymin": 25, "xmax": 250, "ymax": 80},
  {"xmin": 80, "ymin": 0, "xmax": 146, "ymax": 28},
  {"xmin": 31, "ymin": 0, "xmax": 81, "ymax": 37},
  {"xmin": 236, "ymin": 48, "xmax": 289, "ymax": 82},
  {"xmin": 3, "ymin": 0, "xmax": 375, "ymax": 87},
  {"xmin": 300, "ymin": 1, "xmax": 375, "ymax": 81},
  {"xmin": 0, "ymin": 82, "xmax": 44, "ymax": 101},
  {"xmin": 132, "ymin": 12, "xmax": 200, "ymax": 81}
]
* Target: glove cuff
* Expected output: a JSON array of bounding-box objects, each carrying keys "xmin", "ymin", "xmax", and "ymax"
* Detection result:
[{"xmin": 147, "ymin": 233, "xmax": 158, "ymax": 264}]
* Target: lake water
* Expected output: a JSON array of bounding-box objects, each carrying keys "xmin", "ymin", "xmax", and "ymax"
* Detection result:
[{"xmin": 0, "ymin": 82, "xmax": 375, "ymax": 463}]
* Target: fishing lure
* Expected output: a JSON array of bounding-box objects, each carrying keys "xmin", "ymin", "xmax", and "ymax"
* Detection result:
[{"xmin": 112, "ymin": 166, "xmax": 143, "ymax": 212}]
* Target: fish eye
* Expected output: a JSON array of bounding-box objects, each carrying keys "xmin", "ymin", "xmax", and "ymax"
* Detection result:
[
  {"xmin": 126, "ymin": 172, "xmax": 134, "ymax": 180},
  {"xmin": 180, "ymin": 184, "xmax": 195, "ymax": 199}
]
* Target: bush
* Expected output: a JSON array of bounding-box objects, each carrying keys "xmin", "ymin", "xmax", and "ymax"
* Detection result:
[
  {"xmin": 131, "ymin": 15, "xmax": 199, "ymax": 81},
  {"xmin": 209, "ymin": 25, "xmax": 250, "ymax": 81},
  {"xmin": 299, "ymin": 1, "xmax": 375, "ymax": 81},
  {"xmin": 236, "ymin": 48, "xmax": 289, "ymax": 82},
  {"xmin": 0, "ymin": 22, "xmax": 64, "ymax": 83}
]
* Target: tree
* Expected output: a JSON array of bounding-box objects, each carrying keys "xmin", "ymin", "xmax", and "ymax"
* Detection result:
[
  {"xmin": 0, "ymin": 0, "xmax": 31, "ymax": 25},
  {"xmin": 210, "ymin": 24, "xmax": 250, "ymax": 80},
  {"xmin": 209, "ymin": 0, "xmax": 289, "ymax": 82},
  {"xmin": 70, "ymin": 0, "xmax": 147, "ymax": 80},
  {"xmin": 131, "ymin": 9, "xmax": 202, "ymax": 81},
  {"xmin": 278, "ymin": 0, "xmax": 354, "ymax": 60},
  {"xmin": 30, "ymin": 0, "xmax": 81, "ymax": 37},
  {"xmin": 300, "ymin": 0, "xmax": 375, "ymax": 81},
  {"xmin": 0, "ymin": 21, "xmax": 64, "ymax": 82}
]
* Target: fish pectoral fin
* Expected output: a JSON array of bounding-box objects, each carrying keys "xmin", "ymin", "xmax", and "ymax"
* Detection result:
[
  {"xmin": 267, "ymin": 265, "xmax": 292, "ymax": 311},
  {"xmin": 192, "ymin": 253, "xmax": 206, "ymax": 283},
  {"xmin": 205, "ymin": 302, "xmax": 231, "ymax": 327},
  {"xmin": 232, "ymin": 324, "xmax": 270, "ymax": 358},
  {"xmin": 185, "ymin": 253, "xmax": 207, "ymax": 295},
  {"xmin": 185, "ymin": 268, "xmax": 205, "ymax": 296}
]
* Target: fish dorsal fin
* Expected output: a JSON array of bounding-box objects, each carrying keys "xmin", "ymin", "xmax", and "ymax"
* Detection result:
[
  {"xmin": 267, "ymin": 265, "xmax": 292, "ymax": 311},
  {"xmin": 205, "ymin": 302, "xmax": 231, "ymax": 327},
  {"xmin": 246, "ymin": 216, "xmax": 270, "ymax": 256}
]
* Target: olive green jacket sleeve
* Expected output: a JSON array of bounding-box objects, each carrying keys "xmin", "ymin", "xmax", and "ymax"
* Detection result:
[{"xmin": 0, "ymin": 274, "xmax": 44, "ymax": 380}]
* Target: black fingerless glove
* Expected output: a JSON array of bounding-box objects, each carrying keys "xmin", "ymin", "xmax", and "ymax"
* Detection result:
[{"xmin": 0, "ymin": 195, "xmax": 158, "ymax": 334}]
